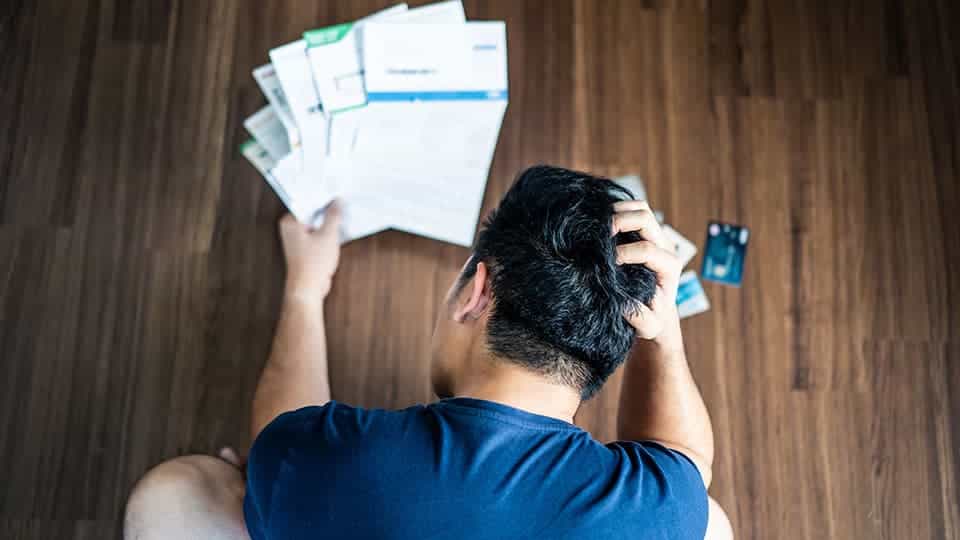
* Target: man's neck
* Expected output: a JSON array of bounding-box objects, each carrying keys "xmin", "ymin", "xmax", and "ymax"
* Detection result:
[{"xmin": 451, "ymin": 359, "xmax": 582, "ymax": 423}]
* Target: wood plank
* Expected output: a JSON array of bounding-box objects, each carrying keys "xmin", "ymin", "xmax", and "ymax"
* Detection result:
[
  {"xmin": 0, "ymin": 0, "xmax": 100, "ymax": 226},
  {"xmin": 0, "ymin": 1, "xmax": 958, "ymax": 539},
  {"xmin": 0, "ymin": 520, "xmax": 118, "ymax": 540}
]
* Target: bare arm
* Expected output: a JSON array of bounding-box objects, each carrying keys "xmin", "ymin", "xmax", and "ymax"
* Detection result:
[
  {"xmin": 251, "ymin": 204, "xmax": 342, "ymax": 441},
  {"xmin": 612, "ymin": 200, "xmax": 714, "ymax": 487}
]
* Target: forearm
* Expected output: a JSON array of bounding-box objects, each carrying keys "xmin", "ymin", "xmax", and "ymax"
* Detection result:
[
  {"xmin": 617, "ymin": 320, "xmax": 714, "ymax": 486},
  {"xmin": 251, "ymin": 289, "xmax": 332, "ymax": 441}
]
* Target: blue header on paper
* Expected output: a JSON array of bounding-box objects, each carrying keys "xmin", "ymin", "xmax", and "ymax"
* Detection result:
[{"xmin": 367, "ymin": 90, "xmax": 508, "ymax": 102}]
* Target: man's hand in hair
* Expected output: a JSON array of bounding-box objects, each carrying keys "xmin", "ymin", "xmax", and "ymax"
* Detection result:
[
  {"xmin": 613, "ymin": 199, "xmax": 714, "ymax": 487},
  {"xmin": 611, "ymin": 200, "xmax": 684, "ymax": 348}
]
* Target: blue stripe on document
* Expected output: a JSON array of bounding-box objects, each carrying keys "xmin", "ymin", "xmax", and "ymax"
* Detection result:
[{"xmin": 367, "ymin": 90, "xmax": 508, "ymax": 102}]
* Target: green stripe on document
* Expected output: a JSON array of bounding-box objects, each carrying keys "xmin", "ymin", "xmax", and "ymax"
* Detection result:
[
  {"xmin": 330, "ymin": 102, "xmax": 368, "ymax": 114},
  {"xmin": 304, "ymin": 22, "xmax": 354, "ymax": 47}
]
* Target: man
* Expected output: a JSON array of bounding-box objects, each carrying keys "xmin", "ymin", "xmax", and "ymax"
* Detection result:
[{"xmin": 125, "ymin": 166, "xmax": 733, "ymax": 539}]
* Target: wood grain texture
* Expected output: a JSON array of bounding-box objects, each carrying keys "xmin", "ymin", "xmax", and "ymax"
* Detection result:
[{"xmin": 1, "ymin": 1, "xmax": 958, "ymax": 538}]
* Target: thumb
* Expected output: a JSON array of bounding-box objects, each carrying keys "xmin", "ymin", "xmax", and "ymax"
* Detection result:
[
  {"xmin": 316, "ymin": 199, "xmax": 343, "ymax": 233},
  {"xmin": 628, "ymin": 303, "xmax": 662, "ymax": 340}
]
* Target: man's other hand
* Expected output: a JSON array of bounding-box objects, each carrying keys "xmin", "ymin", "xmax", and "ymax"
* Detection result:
[
  {"xmin": 279, "ymin": 201, "xmax": 343, "ymax": 302},
  {"xmin": 612, "ymin": 200, "xmax": 684, "ymax": 347}
]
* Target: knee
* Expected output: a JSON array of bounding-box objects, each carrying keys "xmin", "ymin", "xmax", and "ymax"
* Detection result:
[
  {"xmin": 128, "ymin": 455, "xmax": 230, "ymax": 505},
  {"xmin": 125, "ymin": 455, "xmax": 246, "ymax": 539},
  {"xmin": 706, "ymin": 497, "xmax": 734, "ymax": 540}
]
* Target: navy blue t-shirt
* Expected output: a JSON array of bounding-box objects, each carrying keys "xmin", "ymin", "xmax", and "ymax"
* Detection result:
[{"xmin": 244, "ymin": 398, "xmax": 707, "ymax": 539}]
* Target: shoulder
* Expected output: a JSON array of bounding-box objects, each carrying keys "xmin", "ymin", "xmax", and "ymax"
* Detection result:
[
  {"xmin": 603, "ymin": 440, "xmax": 709, "ymax": 536},
  {"xmin": 244, "ymin": 402, "xmax": 428, "ymax": 531},
  {"xmin": 250, "ymin": 401, "xmax": 426, "ymax": 458},
  {"xmin": 606, "ymin": 440, "xmax": 707, "ymax": 499}
]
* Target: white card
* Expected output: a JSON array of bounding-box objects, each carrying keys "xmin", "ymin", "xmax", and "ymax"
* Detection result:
[
  {"xmin": 662, "ymin": 224, "xmax": 697, "ymax": 268},
  {"xmin": 612, "ymin": 174, "xmax": 647, "ymax": 201},
  {"xmin": 676, "ymin": 270, "xmax": 710, "ymax": 319}
]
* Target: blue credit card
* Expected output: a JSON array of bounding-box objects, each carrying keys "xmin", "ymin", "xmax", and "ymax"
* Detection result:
[{"xmin": 701, "ymin": 221, "xmax": 749, "ymax": 286}]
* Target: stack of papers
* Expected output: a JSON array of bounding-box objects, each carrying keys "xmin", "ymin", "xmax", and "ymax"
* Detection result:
[{"xmin": 241, "ymin": 0, "xmax": 509, "ymax": 246}]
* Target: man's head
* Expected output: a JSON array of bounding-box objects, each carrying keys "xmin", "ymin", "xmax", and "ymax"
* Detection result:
[{"xmin": 431, "ymin": 165, "xmax": 657, "ymax": 400}]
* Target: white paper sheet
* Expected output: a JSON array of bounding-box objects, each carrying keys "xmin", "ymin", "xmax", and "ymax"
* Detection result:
[
  {"xmin": 304, "ymin": 3, "xmax": 410, "ymax": 114},
  {"xmin": 241, "ymin": 139, "xmax": 292, "ymax": 210},
  {"xmin": 269, "ymin": 39, "xmax": 328, "ymax": 173},
  {"xmin": 386, "ymin": 0, "xmax": 465, "ymax": 24},
  {"xmin": 244, "ymin": 3, "xmax": 508, "ymax": 247},
  {"xmin": 269, "ymin": 154, "xmax": 389, "ymax": 242},
  {"xmin": 243, "ymin": 106, "xmax": 291, "ymax": 161},
  {"xmin": 347, "ymin": 21, "xmax": 508, "ymax": 246},
  {"xmin": 311, "ymin": 0, "xmax": 468, "ymax": 156},
  {"xmin": 251, "ymin": 64, "xmax": 299, "ymax": 148}
]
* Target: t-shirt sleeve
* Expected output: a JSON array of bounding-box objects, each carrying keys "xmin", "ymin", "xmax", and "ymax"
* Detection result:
[
  {"xmin": 243, "ymin": 405, "xmax": 332, "ymax": 539},
  {"xmin": 607, "ymin": 440, "xmax": 709, "ymax": 540}
]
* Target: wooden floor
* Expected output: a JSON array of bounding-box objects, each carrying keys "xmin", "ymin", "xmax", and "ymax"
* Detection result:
[{"xmin": 1, "ymin": 0, "xmax": 958, "ymax": 538}]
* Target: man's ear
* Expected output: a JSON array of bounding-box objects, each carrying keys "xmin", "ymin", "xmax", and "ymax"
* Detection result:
[{"xmin": 453, "ymin": 262, "xmax": 491, "ymax": 323}]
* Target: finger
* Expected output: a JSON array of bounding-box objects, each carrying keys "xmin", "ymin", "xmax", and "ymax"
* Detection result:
[
  {"xmin": 627, "ymin": 303, "xmax": 662, "ymax": 340},
  {"xmin": 611, "ymin": 209, "xmax": 670, "ymax": 251},
  {"xmin": 218, "ymin": 447, "xmax": 245, "ymax": 468},
  {"xmin": 315, "ymin": 199, "xmax": 343, "ymax": 233},
  {"xmin": 278, "ymin": 214, "xmax": 308, "ymax": 243},
  {"xmin": 613, "ymin": 199, "xmax": 651, "ymax": 212},
  {"xmin": 616, "ymin": 240, "xmax": 681, "ymax": 281},
  {"xmin": 279, "ymin": 213, "xmax": 299, "ymax": 230}
]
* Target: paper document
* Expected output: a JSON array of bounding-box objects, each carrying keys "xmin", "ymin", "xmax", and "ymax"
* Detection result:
[
  {"xmin": 251, "ymin": 64, "xmax": 299, "ymax": 147},
  {"xmin": 240, "ymin": 139, "xmax": 291, "ymax": 209},
  {"xmin": 243, "ymin": 106, "xmax": 291, "ymax": 161},
  {"xmin": 309, "ymin": 1, "xmax": 467, "ymax": 155},
  {"xmin": 385, "ymin": 0, "xmax": 465, "ymax": 24},
  {"xmin": 243, "ymin": 0, "xmax": 508, "ymax": 246},
  {"xmin": 269, "ymin": 39, "xmax": 329, "ymax": 171},
  {"xmin": 242, "ymin": 146, "xmax": 387, "ymax": 242},
  {"xmin": 349, "ymin": 21, "xmax": 508, "ymax": 245},
  {"xmin": 304, "ymin": 3, "xmax": 410, "ymax": 114}
]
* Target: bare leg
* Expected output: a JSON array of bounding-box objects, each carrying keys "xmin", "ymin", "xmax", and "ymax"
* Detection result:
[
  {"xmin": 124, "ymin": 453, "xmax": 249, "ymax": 540},
  {"xmin": 706, "ymin": 497, "xmax": 734, "ymax": 540}
]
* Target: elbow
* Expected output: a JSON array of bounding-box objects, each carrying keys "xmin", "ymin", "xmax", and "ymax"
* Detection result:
[
  {"xmin": 686, "ymin": 447, "xmax": 713, "ymax": 489},
  {"xmin": 699, "ymin": 462, "xmax": 713, "ymax": 489},
  {"xmin": 662, "ymin": 443, "xmax": 713, "ymax": 489}
]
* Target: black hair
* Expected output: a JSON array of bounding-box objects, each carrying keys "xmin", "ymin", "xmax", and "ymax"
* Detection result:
[{"xmin": 461, "ymin": 165, "xmax": 657, "ymax": 399}]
